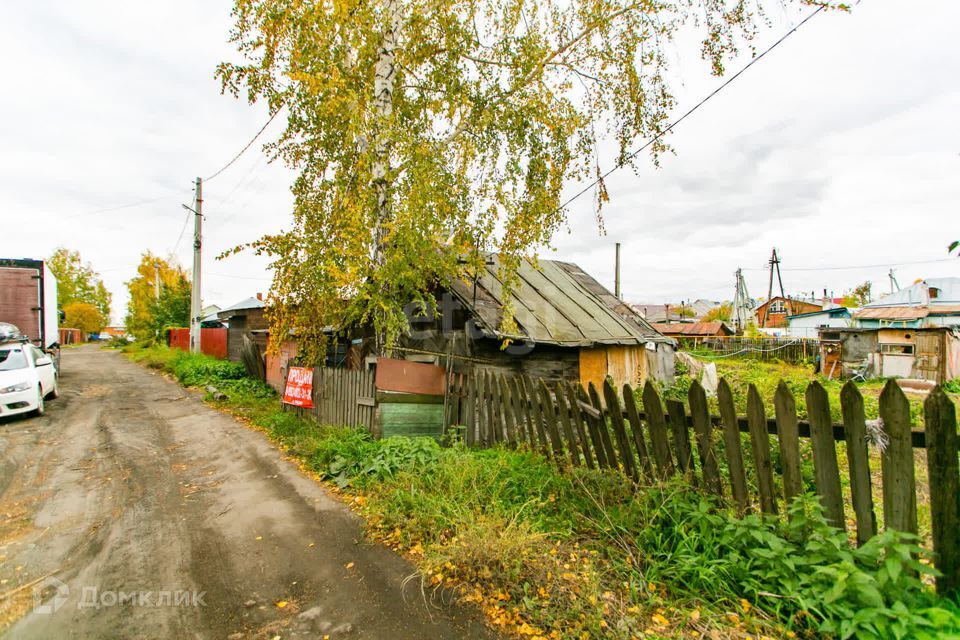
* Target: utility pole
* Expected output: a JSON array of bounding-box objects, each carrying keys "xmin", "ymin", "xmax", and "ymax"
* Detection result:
[
  {"xmin": 888, "ymin": 268, "xmax": 900, "ymax": 294},
  {"xmin": 154, "ymin": 262, "xmax": 161, "ymax": 301},
  {"xmin": 767, "ymin": 247, "xmax": 785, "ymax": 301},
  {"xmin": 614, "ymin": 242, "xmax": 621, "ymax": 299},
  {"xmin": 189, "ymin": 177, "xmax": 203, "ymax": 354}
]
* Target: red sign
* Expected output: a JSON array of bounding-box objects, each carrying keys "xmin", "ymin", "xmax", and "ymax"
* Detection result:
[{"xmin": 282, "ymin": 366, "xmax": 314, "ymax": 408}]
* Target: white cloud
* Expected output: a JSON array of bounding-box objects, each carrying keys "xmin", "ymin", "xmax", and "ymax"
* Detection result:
[{"xmin": 1, "ymin": 1, "xmax": 956, "ymax": 324}]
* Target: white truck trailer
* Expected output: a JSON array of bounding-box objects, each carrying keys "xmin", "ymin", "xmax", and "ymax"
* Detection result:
[{"xmin": 0, "ymin": 258, "xmax": 60, "ymax": 368}]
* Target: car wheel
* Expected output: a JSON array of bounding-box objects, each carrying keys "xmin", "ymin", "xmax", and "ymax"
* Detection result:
[
  {"xmin": 34, "ymin": 386, "xmax": 45, "ymax": 416},
  {"xmin": 46, "ymin": 376, "xmax": 60, "ymax": 400}
]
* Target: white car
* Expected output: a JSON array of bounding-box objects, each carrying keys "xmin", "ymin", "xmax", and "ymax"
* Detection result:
[{"xmin": 0, "ymin": 342, "xmax": 59, "ymax": 418}]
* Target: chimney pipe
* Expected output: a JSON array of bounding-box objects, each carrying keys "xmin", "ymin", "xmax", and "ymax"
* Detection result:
[{"xmin": 614, "ymin": 243, "xmax": 621, "ymax": 299}]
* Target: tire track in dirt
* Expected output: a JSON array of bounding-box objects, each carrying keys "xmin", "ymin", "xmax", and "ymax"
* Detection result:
[{"xmin": 2, "ymin": 346, "xmax": 497, "ymax": 639}]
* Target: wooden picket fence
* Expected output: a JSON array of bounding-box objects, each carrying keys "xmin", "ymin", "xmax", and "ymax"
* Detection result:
[{"xmin": 445, "ymin": 370, "xmax": 959, "ymax": 596}]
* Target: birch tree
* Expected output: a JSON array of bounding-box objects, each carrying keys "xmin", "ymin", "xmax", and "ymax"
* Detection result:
[{"xmin": 217, "ymin": 0, "xmax": 840, "ymax": 360}]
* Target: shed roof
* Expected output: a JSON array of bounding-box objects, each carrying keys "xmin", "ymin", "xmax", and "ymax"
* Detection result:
[
  {"xmin": 446, "ymin": 254, "xmax": 670, "ymax": 347},
  {"xmin": 650, "ymin": 321, "xmax": 733, "ymax": 336},
  {"xmin": 786, "ymin": 307, "xmax": 850, "ymax": 320},
  {"xmin": 854, "ymin": 306, "xmax": 928, "ymax": 320},
  {"xmin": 217, "ymin": 296, "xmax": 265, "ymax": 318}
]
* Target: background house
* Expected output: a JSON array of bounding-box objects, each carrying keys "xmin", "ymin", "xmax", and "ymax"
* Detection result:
[
  {"xmin": 783, "ymin": 307, "xmax": 851, "ymax": 339},
  {"xmin": 754, "ymin": 296, "xmax": 822, "ymax": 328},
  {"xmin": 854, "ymin": 278, "xmax": 960, "ymax": 328},
  {"xmin": 650, "ymin": 321, "xmax": 733, "ymax": 338}
]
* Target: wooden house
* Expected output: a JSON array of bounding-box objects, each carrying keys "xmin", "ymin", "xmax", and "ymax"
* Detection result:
[
  {"xmin": 396, "ymin": 253, "xmax": 676, "ymax": 389},
  {"xmin": 754, "ymin": 296, "xmax": 821, "ymax": 329}
]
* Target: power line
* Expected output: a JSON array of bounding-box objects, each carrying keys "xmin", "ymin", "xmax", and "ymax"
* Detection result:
[
  {"xmin": 203, "ymin": 109, "xmax": 282, "ymax": 182},
  {"xmin": 64, "ymin": 189, "xmax": 190, "ymax": 219},
  {"xmin": 741, "ymin": 258, "xmax": 955, "ymax": 273},
  {"xmin": 557, "ymin": 5, "xmax": 825, "ymax": 213}
]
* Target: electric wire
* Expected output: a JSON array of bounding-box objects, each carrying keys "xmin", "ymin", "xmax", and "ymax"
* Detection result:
[
  {"xmin": 556, "ymin": 5, "xmax": 825, "ymax": 213},
  {"xmin": 203, "ymin": 109, "xmax": 282, "ymax": 182}
]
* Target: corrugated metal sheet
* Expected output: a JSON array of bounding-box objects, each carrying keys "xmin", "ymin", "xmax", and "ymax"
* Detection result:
[
  {"xmin": 446, "ymin": 254, "xmax": 669, "ymax": 347},
  {"xmin": 651, "ymin": 321, "xmax": 732, "ymax": 336},
  {"xmin": 854, "ymin": 307, "xmax": 929, "ymax": 320}
]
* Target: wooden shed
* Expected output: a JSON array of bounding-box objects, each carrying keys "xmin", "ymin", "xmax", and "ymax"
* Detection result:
[
  {"xmin": 216, "ymin": 294, "xmax": 268, "ymax": 363},
  {"xmin": 398, "ymin": 253, "xmax": 676, "ymax": 389}
]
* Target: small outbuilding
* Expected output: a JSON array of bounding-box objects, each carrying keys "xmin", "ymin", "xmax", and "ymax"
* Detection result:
[
  {"xmin": 217, "ymin": 294, "xmax": 267, "ymax": 362},
  {"xmin": 818, "ymin": 326, "xmax": 960, "ymax": 383}
]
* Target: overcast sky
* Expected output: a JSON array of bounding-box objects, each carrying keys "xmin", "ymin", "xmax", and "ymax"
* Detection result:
[{"xmin": 2, "ymin": 1, "xmax": 957, "ymax": 323}]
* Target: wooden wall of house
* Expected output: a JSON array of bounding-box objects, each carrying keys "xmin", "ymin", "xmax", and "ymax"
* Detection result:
[
  {"xmin": 226, "ymin": 309, "xmax": 269, "ymax": 363},
  {"xmin": 579, "ymin": 345, "xmax": 646, "ymax": 392},
  {"xmin": 470, "ymin": 339, "xmax": 580, "ymax": 382}
]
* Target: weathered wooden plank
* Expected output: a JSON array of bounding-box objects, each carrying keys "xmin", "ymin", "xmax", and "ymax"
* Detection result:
[
  {"xmin": 511, "ymin": 376, "xmax": 532, "ymax": 446},
  {"xmin": 665, "ymin": 399, "xmax": 695, "ymax": 483},
  {"xmin": 556, "ymin": 382, "xmax": 582, "ymax": 467},
  {"xmin": 717, "ymin": 378, "xmax": 749, "ymax": 513},
  {"xmin": 688, "ymin": 381, "xmax": 722, "ymax": 495},
  {"xmin": 622, "ymin": 384, "xmax": 653, "ymax": 480},
  {"xmin": 603, "ymin": 380, "xmax": 637, "ymax": 481},
  {"xmin": 538, "ymin": 380, "xmax": 566, "ymax": 460},
  {"xmin": 525, "ymin": 376, "xmax": 551, "ymax": 457},
  {"xmin": 806, "ymin": 381, "xmax": 845, "ymax": 530},
  {"xmin": 472, "ymin": 372, "xmax": 484, "ymax": 445},
  {"xmin": 747, "ymin": 384, "xmax": 778, "ymax": 515},
  {"xmin": 879, "ymin": 380, "xmax": 917, "ymax": 535},
  {"xmin": 490, "ymin": 371, "xmax": 504, "ymax": 444},
  {"xmin": 588, "ymin": 382, "xmax": 618, "ymax": 469},
  {"xmin": 925, "ymin": 386, "xmax": 960, "ymax": 596},
  {"xmin": 840, "ymin": 381, "xmax": 876, "ymax": 545},
  {"xmin": 774, "ymin": 380, "xmax": 803, "ymax": 506},
  {"xmin": 568, "ymin": 384, "xmax": 596, "ymax": 469},
  {"xmin": 578, "ymin": 385, "xmax": 608, "ymax": 468},
  {"xmin": 641, "ymin": 380, "xmax": 674, "ymax": 479},
  {"xmin": 498, "ymin": 375, "xmax": 518, "ymax": 445},
  {"xmin": 464, "ymin": 372, "xmax": 476, "ymax": 445}
]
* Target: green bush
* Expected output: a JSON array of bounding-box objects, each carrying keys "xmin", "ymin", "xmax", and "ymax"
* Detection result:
[{"xmin": 635, "ymin": 487, "xmax": 959, "ymax": 639}]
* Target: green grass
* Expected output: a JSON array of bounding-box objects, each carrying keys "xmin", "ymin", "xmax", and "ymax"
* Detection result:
[
  {"xmin": 662, "ymin": 356, "xmax": 944, "ymax": 423},
  {"xmin": 123, "ymin": 344, "xmax": 960, "ymax": 639}
]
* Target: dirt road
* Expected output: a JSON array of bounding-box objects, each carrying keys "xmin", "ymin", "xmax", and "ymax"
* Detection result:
[{"xmin": 0, "ymin": 345, "xmax": 497, "ymax": 639}]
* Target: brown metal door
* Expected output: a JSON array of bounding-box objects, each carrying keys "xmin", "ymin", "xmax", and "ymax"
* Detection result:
[
  {"xmin": 913, "ymin": 332, "xmax": 942, "ymax": 382},
  {"xmin": 0, "ymin": 268, "xmax": 41, "ymax": 341}
]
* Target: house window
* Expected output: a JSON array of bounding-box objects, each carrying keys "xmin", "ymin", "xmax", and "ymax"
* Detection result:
[
  {"xmin": 929, "ymin": 287, "xmax": 940, "ymax": 299},
  {"xmin": 880, "ymin": 343, "xmax": 914, "ymax": 355},
  {"xmin": 769, "ymin": 300, "xmax": 786, "ymax": 314}
]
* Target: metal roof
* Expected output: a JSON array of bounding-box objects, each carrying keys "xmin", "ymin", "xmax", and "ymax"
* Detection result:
[
  {"xmin": 446, "ymin": 254, "xmax": 670, "ymax": 347},
  {"xmin": 865, "ymin": 277, "xmax": 960, "ymax": 307},
  {"xmin": 651, "ymin": 321, "xmax": 733, "ymax": 336},
  {"xmin": 217, "ymin": 296, "xmax": 265, "ymax": 318},
  {"xmin": 786, "ymin": 307, "xmax": 850, "ymax": 320},
  {"xmin": 854, "ymin": 307, "xmax": 929, "ymax": 320}
]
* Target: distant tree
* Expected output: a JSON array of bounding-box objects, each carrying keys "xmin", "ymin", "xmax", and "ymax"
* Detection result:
[
  {"xmin": 62, "ymin": 302, "xmax": 106, "ymax": 335},
  {"xmin": 217, "ymin": 0, "xmax": 847, "ymax": 362},
  {"xmin": 125, "ymin": 253, "xmax": 191, "ymax": 342},
  {"xmin": 951, "ymin": 240, "xmax": 958, "ymax": 256},
  {"xmin": 48, "ymin": 248, "xmax": 112, "ymax": 321},
  {"xmin": 703, "ymin": 303, "xmax": 732, "ymax": 322},
  {"xmin": 841, "ymin": 281, "xmax": 872, "ymax": 308}
]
